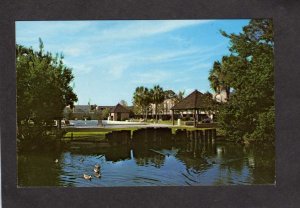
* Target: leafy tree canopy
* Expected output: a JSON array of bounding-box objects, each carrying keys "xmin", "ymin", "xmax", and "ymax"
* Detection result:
[
  {"xmin": 17, "ymin": 39, "xmax": 78, "ymax": 125},
  {"xmin": 119, "ymin": 100, "xmax": 128, "ymax": 106},
  {"xmin": 210, "ymin": 19, "xmax": 274, "ymax": 143}
]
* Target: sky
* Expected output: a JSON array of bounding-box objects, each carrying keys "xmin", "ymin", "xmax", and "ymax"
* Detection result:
[{"xmin": 16, "ymin": 19, "xmax": 250, "ymax": 106}]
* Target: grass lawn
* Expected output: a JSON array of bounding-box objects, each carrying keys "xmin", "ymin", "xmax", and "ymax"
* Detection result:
[
  {"xmin": 64, "ymin": 126, "xmax": 216, "ymax": 140},
  {"xmin": 170, "ymin": 126, "xmax": 214, "ymax": 134},
  {"xmin": 63, "ymin": 127, "xmax": 139, "ymax": 141},
  {"xmin": 145, "ymin": 120, "xmax": 174, "ymax": 125}
]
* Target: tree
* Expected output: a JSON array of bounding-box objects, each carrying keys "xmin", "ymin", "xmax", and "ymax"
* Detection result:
[
  {"xmin": 209, "ymin": 19, "xmax": 274, "ymax": 143},
  {"xmin": 150, "ymin": 85, "xmax": 165, "ymax": 122},
  {"xmin": 101, "ymin": 108, "xmax": 110, "ymax": 120},
  {"xmin": 16, "ymin": 39, "xmax": 78, "ymax": 147},
  {"xmin": 63, "ymin": 107, "xmax": 74, "ymax": 120},
  {"xmin": 208, "ymin": 56, "xmax": 233, "ymax": 101},
  {"xmin": 164, "ymin": 90, "xmax": 176, "ymax": 99},
  {"xmin": 175, "ymin": 90, "xmax": 185, "ymax": 104},
  {"xmin": 201, "ymin": 91, "xmax": 218, "ymax": 121},
  {"xmin": 90, "ymin": 104, "xmax": 97, "ymax": 111},
  {"xmin": 119, "ymin": 100, "xmax": 128, "ymax": 106},
  {"xmin": 132, "ymin": 86, "xmax": 151, "ymax": 120}
]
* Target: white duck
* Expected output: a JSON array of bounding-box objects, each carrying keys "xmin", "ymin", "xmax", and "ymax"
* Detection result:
[{"xmin": 83, "ymin": 174, "xmax": 92, "ymax": 180}]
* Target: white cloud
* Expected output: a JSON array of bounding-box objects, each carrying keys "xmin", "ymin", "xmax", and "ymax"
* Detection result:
[
  {"xmin": 16, "ymin": 21, "xmax": 93, "ymax": 40},
  {"xmin": 63, "ymin": 47, "xmax": 83, "ymax": 57},
  {"xmin": 92, "ymin": 20, "xmax": 214, "ymax": 42},
  {"xmin": 173, "ymin": 77, "xmax": 192, "ymax": 83},
  {"xmin": 66, "ymin": 63, "xmax": 93, "ymax": 75},
  {"xmin": 132, "ymin": 71, "xmax": 170, "ymax": 84},
  {"xmin": 106, "ymin": 65, "xmax": 128, "ymax": 80},
  {"xmin": 140, "ymin": 48, "xmax": 199, "ymax": 63}
]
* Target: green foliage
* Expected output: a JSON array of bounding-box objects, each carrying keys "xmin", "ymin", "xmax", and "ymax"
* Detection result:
[
  {"xmin": 132, "ymin": 86, "xmax": 152, "ymax": 119},
  {"xmin": 164, "ymin": 90, "xmax": 176, "ymax": 99},
  {"xmin": 16, "ymin": 40, "xmax": 78, "ymax": 148},
  {"xmin": 63, "ymin": 107, "xmax": 74, "ymax": 120},
  {"xmin": 150, "ymin": 85, "xmax": 165, "ymax": 122},
  {"xmin": 175, "ymin": 90, "xmax": 185, "ymax": 104},
  {"xmin": 210, "ymin": 19, "xmax": 274, "ymax": 143},
  {"xmin": 101, "ymin": 108, "xmax": 111, "ymax": 119},
  {"xmin": 119, "ymin": 100, "xmax": 128, "ymax": 106}
]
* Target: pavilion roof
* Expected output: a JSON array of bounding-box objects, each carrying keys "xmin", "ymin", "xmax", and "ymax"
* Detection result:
[
  {"xmin": 111, "ymin": 103, "xmax": 131, "ymax": 113},
  {"xmin": 171, "ymin": 90, "xmax": 213, "ymax": 110}
]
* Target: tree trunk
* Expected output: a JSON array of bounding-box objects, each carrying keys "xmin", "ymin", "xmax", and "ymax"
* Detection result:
[
  {"xmin": 226, "ymin": 87, "xmax": 230, "ymax": 101},
  {"xmin": 155, "ymin": 103, "xmax": 158, "ymax": 122},
  {"xmin": 145, "ymin": 108, "xmax": 148, "ymax": 121}
]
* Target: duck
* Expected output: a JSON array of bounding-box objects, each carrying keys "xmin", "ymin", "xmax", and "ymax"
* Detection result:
[
  {"xmin": 83, "ymin": 174, "xmax": 92, "ymax": 180},
  {"xmin": 94, "ymin": 167, "xmax": 100, "ymax": 173},
  {"xmin": 94, "ymin": 164, "xmax": 101, "ymax": 169},
  {"xmin": 94, "ymin": 172, "xmax": 101, "ymax": 178},
  {"xmin": 54, "ymin": 159, "xmax": 59, "ymax": 163}
]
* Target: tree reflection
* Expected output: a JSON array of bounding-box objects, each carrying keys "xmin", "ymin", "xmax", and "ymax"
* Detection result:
[
  {"xmin": 175, "ymin": 141, "xmax": 217, "ymax": 172},
  {"xmin": 244, "ymin": 144, "xmax": 275, "ymax": 184},
  {"xmin": 18, "ymin": 151, "xmax": 63, "ymax": 186},
  {"xmin": 104, "ymin": 146, "xmax": 131, "ymax": 162},
  {"xmin": 132, "ymin": 144, "xmax": 166, "ymax": 168}
]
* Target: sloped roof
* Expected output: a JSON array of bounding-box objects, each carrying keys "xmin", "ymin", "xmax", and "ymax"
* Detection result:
[
  {"xmin": 97, "ymin": 106, "xmax": 114, "ymax": 110},
  {"xmin": 111, "ymin": 103, "xmax": 131, "ymax": 113},
  {"xmin": 73, "ymin": 105, "xmax": 90, "ymax": 113},
  {"xmin": 171, "ymin": 90, "xmax": 212, "ymax": 110}
]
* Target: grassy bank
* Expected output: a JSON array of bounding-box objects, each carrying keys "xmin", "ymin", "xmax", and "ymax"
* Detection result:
[{"xmin": 63, "ymin": 126, "xmax": 217, "ymax": 142}]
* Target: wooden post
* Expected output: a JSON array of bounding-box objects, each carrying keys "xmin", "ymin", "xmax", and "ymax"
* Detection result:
[
  {"xmin": 209, "ymin": 129, "xmax": 212, "ymax": 143},
  {"xmin": 194, "ymin": 109, "xmax": 197, "ymax": 127},
  {"xmin": 172, "ymin": 110, "xmax": 174, "ymax": 126},
  {"xmin": 199, "ymin": 130, "xmax": 203, "ymax": 144},
  {"xmin": 212, "ymin": 129, "xmax": 216, "ymax": 144},
  {"xmin": 58, "ymin": 119, "xmax": 62, "ymax": 130},
  {"xmin": 212, "ymin": 129, "xmax": 216, "ymax": 140}
]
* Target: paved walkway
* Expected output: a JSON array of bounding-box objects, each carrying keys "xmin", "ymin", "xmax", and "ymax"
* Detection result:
[
  {"xmin": 64, "ymin": 123, "xmax": 175, "ymax": 129},
  {"xmin": 103, "ymin": 123, "xmax": 174, "ymax": 128}
]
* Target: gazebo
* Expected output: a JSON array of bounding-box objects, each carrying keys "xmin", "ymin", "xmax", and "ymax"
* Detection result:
[
  {"xmin": 110, "ymin": 103, "xmax": 131, "ymax": 121},
  {"xmin": 171, "ymin": 90, "xmax": 214, "ymax": 127}
]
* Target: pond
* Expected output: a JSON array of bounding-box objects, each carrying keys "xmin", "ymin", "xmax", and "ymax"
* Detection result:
[{"xmin": 18, "ymin": 141, "xmax": 275, "ymax": 187}]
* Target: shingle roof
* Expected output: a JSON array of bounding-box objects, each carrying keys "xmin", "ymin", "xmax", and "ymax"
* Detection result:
[
  {"xmin": 97, "ymin": 106, "xmax": 114, "ymax": 111},
  {"xmin": 73, "ymin": 105, "xmax": 90, "ymax": 113},
  {"xmin": 111, "ymin": 104, "xmax": 131, "ymax": 113},
  {"xmin": 171, "ymin": 90, "xmax": 212, "ymax": 110}
]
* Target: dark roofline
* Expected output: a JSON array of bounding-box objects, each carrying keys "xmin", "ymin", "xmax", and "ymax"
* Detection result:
[
  {"xmin": 111, "ymin": 103, "xmax": 131, "ymax": 113},
  {"xmin": 171, "ymin": 89, "xmax": 206, "ymax": 110}
]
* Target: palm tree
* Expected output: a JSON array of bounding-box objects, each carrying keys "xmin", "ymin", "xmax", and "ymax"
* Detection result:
[
  {"xmin": 150, "ymin": 85, "xmax": 165, "ymax": 122},
  {"xmin": 208, "ymin": 59, "xmax": 230, "ymax": 101},
  {"xmin": 208, "ymin": 61, "xmax": 222, "ymax": 93},
  {"xmin": 175, "ymin": 90, "xmax": 185, "ymax": 104},
  {"xmin": 133, "ymin": 86, "xmax": 151, "ymax": 120}
]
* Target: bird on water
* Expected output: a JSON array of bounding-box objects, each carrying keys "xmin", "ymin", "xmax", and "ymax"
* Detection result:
[{"xmin": 83, "ymin": 174, "xmax": 92, "ymax": 180}]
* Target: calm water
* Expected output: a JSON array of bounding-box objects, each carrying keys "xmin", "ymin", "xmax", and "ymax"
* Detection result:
[{"xmin": 18, "ymin": 141, "xmax": 275, "ymax": 187}]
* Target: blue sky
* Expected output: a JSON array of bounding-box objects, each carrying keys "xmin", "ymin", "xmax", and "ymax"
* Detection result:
[{"xmin": 16, "ymin": 20, "xmax": 250, "ymax": 105}]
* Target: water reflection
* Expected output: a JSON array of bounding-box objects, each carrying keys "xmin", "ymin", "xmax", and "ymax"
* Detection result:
[{"xmin": 18, "ymin": 141, "xmax": 275, "ymax": 187}]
